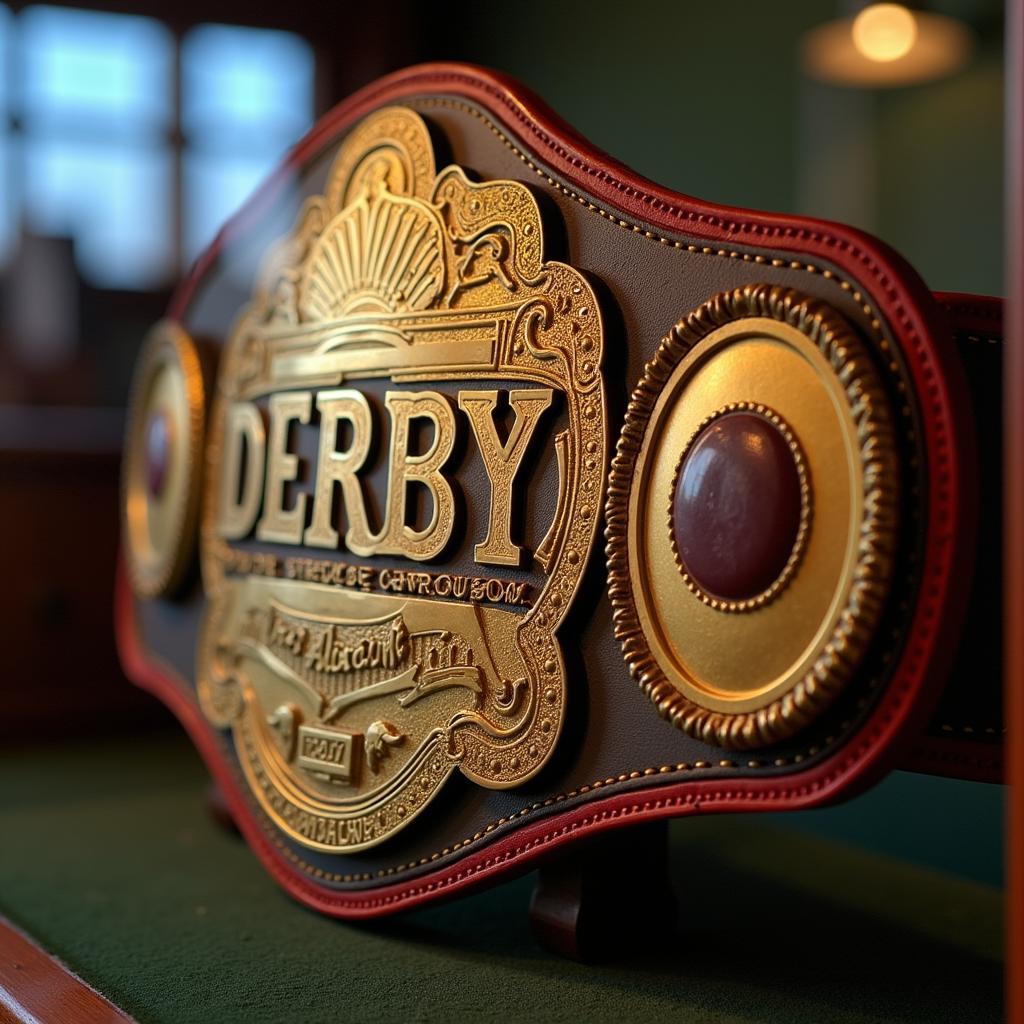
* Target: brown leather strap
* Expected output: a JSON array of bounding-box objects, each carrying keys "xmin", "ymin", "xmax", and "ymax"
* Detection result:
[{"xmin": 904, "ymin": 293, "xmax": 1004, "ymax": 782}]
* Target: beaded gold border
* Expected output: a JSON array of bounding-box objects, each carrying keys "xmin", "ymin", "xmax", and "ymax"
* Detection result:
[
  {"xmin": 666, "ymin": 401, "xmax": 812, "ymax": 614},
  {"xmin": 605, "ymin": 284, "xmax": 899, "ymax": 750}
]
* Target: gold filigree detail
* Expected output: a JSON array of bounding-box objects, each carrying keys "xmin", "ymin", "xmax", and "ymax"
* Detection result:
[
  {"xmin": 606, "ymin": 284, "xmax": 899, "ymax": 750},
  {"xmin": 197, "ymin": 106, "xmax": 607, "ymax": 852}
]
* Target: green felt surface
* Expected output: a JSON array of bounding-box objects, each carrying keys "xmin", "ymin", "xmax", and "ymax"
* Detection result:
[{"xmin": 0, "ymin": 732, "xmax": 1004, "ymax": 1024}]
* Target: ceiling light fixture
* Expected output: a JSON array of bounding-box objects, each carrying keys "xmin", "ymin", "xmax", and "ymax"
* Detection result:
[{"xmin": 802, "ymin": 3, "xmax": 973, "ymax": 87}]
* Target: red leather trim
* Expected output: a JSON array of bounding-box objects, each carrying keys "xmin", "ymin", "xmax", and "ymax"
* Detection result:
[{"xmin": 123, "ymin": 63, "xmax": 975, "ymax": 917}]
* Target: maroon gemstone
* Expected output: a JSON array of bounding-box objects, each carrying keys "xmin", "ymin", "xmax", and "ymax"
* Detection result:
[
  {"xmin": 672, "ymin": 411, "xmax": 802, "ymax": 601},
  {"xmin": 145, "ymin": 410, "xmax": 171, "ymax": 499}
]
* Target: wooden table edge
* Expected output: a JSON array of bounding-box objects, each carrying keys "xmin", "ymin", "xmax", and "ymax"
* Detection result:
[{"xmin": 0, "ymin": 915, "xmax": 135, "ymax": 1024}]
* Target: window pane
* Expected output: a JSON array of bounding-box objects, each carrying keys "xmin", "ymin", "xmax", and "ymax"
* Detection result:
[
  {"xmin": 184, "ymin": 150, "xmax": 280, "ymax": 264},
  {"xmin": 20, "ymin": 5, "xmax": 172, "ymax": 135},
  {"xmin": 0, "ymin": 3, "xmax": 11, "ymax": 113},
  {"xmin": 23, "ymin": 139, "xmax": 173, "ymax": 289},
  {"xmin": 182, "ymin": 24, "xmax": 313, "ymax": 146},
  {"xmin": 0, "ymin": 5, "xmax": 10, "ymax": 267}
]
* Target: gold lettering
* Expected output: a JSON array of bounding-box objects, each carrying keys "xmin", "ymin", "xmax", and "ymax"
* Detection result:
[
  {"xmin": 217, "ymin": 402, "xmax": 266, "ymax": 540},
  {"xmin": 257, "ymin": 391, "xmax": 312, "ymax": 544},
  {"xmin": 459, "ymin": 388, "xmax": 553, "ymax": 566},
  {"xmin": 303, "ymin": 389, "xmax": 377, "ymax": 554},
  {"xmin": 376, "ymin": 391, "xmax": 456, "ymax": 561}
]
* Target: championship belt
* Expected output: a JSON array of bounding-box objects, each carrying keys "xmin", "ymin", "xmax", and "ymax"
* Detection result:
[{"xmin": 117, "ymin": 64, "xmax": 1003, "ymax": 920}]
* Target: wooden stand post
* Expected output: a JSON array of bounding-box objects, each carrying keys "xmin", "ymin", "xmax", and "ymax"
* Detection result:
[{"xmin": 528, "ymin": 820, "xmax": 675, "ymax": 961}]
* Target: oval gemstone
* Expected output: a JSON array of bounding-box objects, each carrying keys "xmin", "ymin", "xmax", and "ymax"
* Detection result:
[
  {"xmin": 672, "ymin": 411, "xmax": 802, "ymax": 601},
  {"xmin": 145, "ymin": 410, "xmax": 171, "ymax": 499}
]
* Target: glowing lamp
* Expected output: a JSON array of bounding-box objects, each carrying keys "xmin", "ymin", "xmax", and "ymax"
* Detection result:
[{"xmin": 802, "ymin": 3, "xmax": 973, "ymax": 87}]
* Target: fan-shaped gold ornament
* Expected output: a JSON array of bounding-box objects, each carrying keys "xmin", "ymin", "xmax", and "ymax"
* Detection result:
[{"xmin": 298, "ymin": 186, "xmax": 446, "ymax": 320}]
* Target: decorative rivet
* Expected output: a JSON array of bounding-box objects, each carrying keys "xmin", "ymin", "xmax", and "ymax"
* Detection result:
[{"xmin": 672, "ymin": 409, "xmax": 804, "ymax": 601}]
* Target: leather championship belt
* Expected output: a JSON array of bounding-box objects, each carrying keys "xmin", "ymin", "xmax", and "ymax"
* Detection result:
[{"xmin": 116, "ymin": 63, "xmax": 1004, "ymax": 918}]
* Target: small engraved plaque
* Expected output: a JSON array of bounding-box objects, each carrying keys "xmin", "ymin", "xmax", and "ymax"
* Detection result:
[{"xmin": 296, "ymin": 725, "xmax": 361, "ymax": 784}]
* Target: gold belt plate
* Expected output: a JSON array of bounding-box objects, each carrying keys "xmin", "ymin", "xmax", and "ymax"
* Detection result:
[{"xmin": 194, "ymin": 107, "xmax": 607, "ymax": 852}]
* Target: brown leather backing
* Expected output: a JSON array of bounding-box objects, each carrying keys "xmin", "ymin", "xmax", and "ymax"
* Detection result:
[{"xmin": 906, "ymin": 294, "xmax": 1004, "ymax": 782}]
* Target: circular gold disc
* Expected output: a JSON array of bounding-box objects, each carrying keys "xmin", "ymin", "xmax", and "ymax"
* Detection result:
[
  {"xmin": 123, "ymin": 320, "xmax": 205, "ymax": 598},
  {"xmin": 607, "ymin": 286, "xmax": 899, "ymax": 749}
]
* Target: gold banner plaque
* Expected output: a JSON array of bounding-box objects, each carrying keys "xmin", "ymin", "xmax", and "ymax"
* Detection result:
[{"xmin": 196, "ymin": 107, "xmax": 606, "ymax": 852}]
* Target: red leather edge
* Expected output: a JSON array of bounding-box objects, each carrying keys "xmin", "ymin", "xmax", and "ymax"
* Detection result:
[{"xmin": 118, "ymin": 62, "xmax": 976, "ymax": 917}]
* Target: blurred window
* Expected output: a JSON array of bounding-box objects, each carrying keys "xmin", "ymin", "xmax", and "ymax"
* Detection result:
[
  {"xmin": 0, "ymin": 6, "xmax": 314, "ymax": 290},
  {"xmin": 23, "ymin": 140, "xmax": 174, "ymax": 290},
  {"xmin": 0, "ymin": 5, "xmax": 13, "ymax": 267},
  {"xmin": 182, "ymin": 24, "xmax": 314, "ymax": 261},
  {"xmin": 20, "ymin": 6, "xmax": 173, "ymax": 131}
]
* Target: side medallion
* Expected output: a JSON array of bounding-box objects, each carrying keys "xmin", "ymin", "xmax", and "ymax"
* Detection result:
[
  {"xmin": 606, "ymin": 286, "xmax": 899, "ymax": 749},
  {"xmin": 123, "ymin": 321, "xmax": 206, "ymax": 599},
  {"xmin": 196, "ymin": 107, "xmax": 607, "ymax": 852}
]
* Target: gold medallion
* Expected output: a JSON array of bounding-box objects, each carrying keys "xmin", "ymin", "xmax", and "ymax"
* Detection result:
[
  {"xmin": 606, "ymin": 286, "xmax": 898, "ymax": 749},
  {"xmin": 123, "ymin": 321, "xmax": 205, "ymax": 599},
  {"xmin": 197, "ymin": 107, "xmax": 606, "ymax": 852}
]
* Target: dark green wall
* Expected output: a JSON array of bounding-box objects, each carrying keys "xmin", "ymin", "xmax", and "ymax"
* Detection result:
[
  {"xmin": 878, "ymin": 51, "xmax": 1004, "ymax": 293},
  {"xmin": 446, "ymin": 1, "xmax": 829, "ymax": 213},
  {"xmin": 437, "ymin": 0, "xmax": 1004, "ymax": 295}
]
